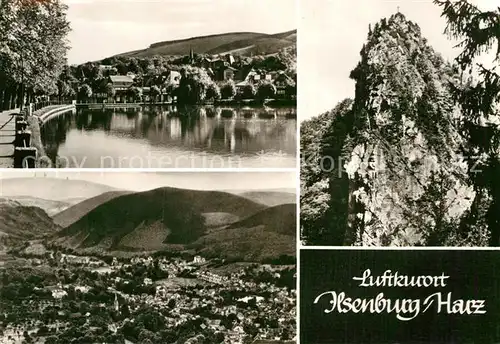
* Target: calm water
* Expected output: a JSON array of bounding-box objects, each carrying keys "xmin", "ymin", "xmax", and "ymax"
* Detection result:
[{"xmin": 40, "ymin": 105, "xmax": 296, "ymax": 168}]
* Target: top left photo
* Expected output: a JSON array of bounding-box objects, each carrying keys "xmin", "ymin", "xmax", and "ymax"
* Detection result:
[{"xmin": 0, "ymin": 0, "xmax": 297, "ymax": 169}]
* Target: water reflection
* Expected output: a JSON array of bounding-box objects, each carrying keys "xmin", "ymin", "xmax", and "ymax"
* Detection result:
[{"xmin": 40, "ymin": 105, "xmax": 296, "ymax": 168}]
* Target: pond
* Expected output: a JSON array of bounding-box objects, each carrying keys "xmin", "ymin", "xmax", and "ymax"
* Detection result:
[{"xmin": 40, "ymin": 105, "xmax": 296, "ymax": 168}]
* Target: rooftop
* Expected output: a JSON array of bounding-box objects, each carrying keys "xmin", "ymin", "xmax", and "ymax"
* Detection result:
[{"xmin": 109, "ymin": 75, "xmax": 134, "ymax": 83}]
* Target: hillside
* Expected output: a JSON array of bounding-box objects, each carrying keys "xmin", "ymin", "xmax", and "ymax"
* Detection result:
[
  {"xmin": 0, "ymin": 196, "xmax": 74, "ymax": 217},
  {"xmin": 0, "ymin": 201, "xmax": 61, "ymax": 251},
  {"xmin": 53, "ymin": 187, "xmax": 295, "ymax": 262},
  {"xmin": 55, "ymin": 187, "xmax": 266, "ymax": 250},
  {"xmin": 53, "ymin": 190, "xmax": 133, "ymax": 228},
  {"xmin": 0, "ymin": 178, "xmax": 119, "ymax": 201},
  {"xmin": 192, "ymin": 204, "xmax": 296, "ymax": 262},
  {"xmin": 115, "ymin": 30, "xmax": 296, "ymax": 58},
  {"xmin": 237, "ymin": 191, "xmax": 296, "ymax": 207}
]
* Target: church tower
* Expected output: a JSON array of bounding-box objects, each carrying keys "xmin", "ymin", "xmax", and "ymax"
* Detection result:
[
  {"xmin": 114, "ymin": 292, "xmax": 119, "ymax": 312},
  {"xmin": 189, "ymin": 47, "xmax": 194, "ymax": 64}
]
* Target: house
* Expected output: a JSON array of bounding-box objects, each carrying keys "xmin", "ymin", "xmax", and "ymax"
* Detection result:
[
  {"xmin": 193, "ymin": 255, "xmax": 206, "ymax": 264},
  {"xmin": 99, "ymin": 64, "xmax": 117, "ymax": 76},
  {"xmin": 51, "ymin": 289, "xmax": 67, "ymax": 299},
  {"xmin": 109, "ymin": 75, "xmax": 134, "ymax": 91},
  {"xmin": 216, "ymin": 66, "xmax": 237, "ymax": 81},
  {"xmin": 201, "ymin": 57, "xmax": 214, "ymax": 69},
  {"xmin": 241, "ymin": 68, "xmax": 272, "ymax": 84},
  {"xmin": 99, "ymin": 64, "xmax": 115, "ymax": 71},
  {"xmin": 211, "ymin": 58, "xmax": 226, "ymax": 70},
  {"xmin": 165, "ymin": 70, "xmax": 181, "ymax": 87},
  {"xmin": 224, "ymin": 53, "xmax": 235, "ymax": 66},
  {"xmin": 235, "ymin": 68, "xmax": 273, "ymax": 92}
]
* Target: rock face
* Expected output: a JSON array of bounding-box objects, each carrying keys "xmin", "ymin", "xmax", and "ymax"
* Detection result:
[{"xmin": 302, "ymin": 13, "xmax": 482, "ymax": 246}]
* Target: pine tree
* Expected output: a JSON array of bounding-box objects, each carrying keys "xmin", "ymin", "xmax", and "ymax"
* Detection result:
[{"xmin": 434, "ymin": 0, "xmax": 500, "ymax": 245}]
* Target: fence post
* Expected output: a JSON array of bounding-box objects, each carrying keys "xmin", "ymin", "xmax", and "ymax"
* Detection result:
[
  {"xmin": 15, "ymin": 130, "xmax": 31, "ymax": 148},
  {"xmin": 15, "ymin": 116, "xmax": 28, "ymax": 131}
]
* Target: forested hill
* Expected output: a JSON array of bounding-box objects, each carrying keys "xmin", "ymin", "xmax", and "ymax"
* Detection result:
[
  {"xmin": 301, "ymin": 12, "xmax": 487, "ymax": 247},
  {"xmin": 115, "ymin": 29, "xmax": 297, "ymax": 58}
]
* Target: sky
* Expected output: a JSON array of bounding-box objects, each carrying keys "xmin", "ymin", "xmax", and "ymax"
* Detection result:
[
  {"xmin": 299, "ymin": 0, "xmax": 499, "ymax": 121},
  {"xmin": 63, "ymin": 0, "xmax": 297, "ymax": 65},
  {"xmin": 0, "ymin": 171, "xmax": 296, "ymax": 192}
]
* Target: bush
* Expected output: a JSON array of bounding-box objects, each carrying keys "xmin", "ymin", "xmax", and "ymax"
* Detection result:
[
  {"xmin": 127, "ymin": 87, "xmax": 142, "ymax": 101},
  {"xmin": 241, "ymin": 84, "xmax": 256, "ymax": 99},
  {"xmin": 220, "ymin": 80, "xmax": 236, "ymax": 100},
  {"xmin": 206, "ymin": 83, "xmax": 221, "ymax": 101},
  {"xmin": 78, "ymin": 84, "xmax": 92, "ymax": 100},
  {"xmin": 150, "ymin": 85, "xmax": 161, "ymax": 101},
  {"xmin": 256, "ymin": 81, "xmax": 276, "ymax": 100}
]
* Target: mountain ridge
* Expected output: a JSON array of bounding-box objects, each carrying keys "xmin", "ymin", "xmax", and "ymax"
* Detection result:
[
  {"xmin": 52, "ymin": 186, "xmax": 294, "ymax": 262},
  {"xmin": 114, "ymin": 29, "xmax": 296, "ymax": 58}
]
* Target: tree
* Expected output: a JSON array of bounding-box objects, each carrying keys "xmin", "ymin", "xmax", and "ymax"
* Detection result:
[
  {"xmin": 206, "ymin": 82, "xmax": 221, "ymax": 101},
  {"xmin": 241, "ymin": 83, "xmax": 256, "ymax": 99},
  {"xmin": 0, "ymin": 0, "xmax": 70, "ymax": 109},
  {"xmin": 176, "ymin": 66, "xmax": 213, "ymax": 104},
  {"xmin": 167, "ymin": 298, "xmax": 176, "ymax": 309},
  {"xmin": 128, "ymin": 86, "xmax": 142, "ymax": 102},
  {"xmin": 220, "ymin": 80, "xmax": 237, "ymax": 99},
  {"xmin": 434, "ymin": 0, "xmax": 500, "ymax": 245},
  {"xmin": 256, "ymin": 81, "xmax": 277, "ymax": 100},
  {"xmin": 78, "ymin": 84, "xmax": 92, "ymax": 101},
  {"xmin": 150, "ymin": 85, "xmax": 161, "ymax": 102},
  {"xmin": 57, "ymin": 81, "xmax": 71, "ymax": 100},
  {"xmin": 106, "ymin": 83, "xmax": 116, "ymax": 99}
]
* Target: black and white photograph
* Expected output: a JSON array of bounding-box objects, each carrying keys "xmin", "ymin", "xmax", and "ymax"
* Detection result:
[
  {"xmin": 0, "ymin": 170, "xmax": 296, "ymax": 344},
  {"xmin": 0, "ymin": 0, "xmax": 297, "ymax": 168},
  {"xmin": 300, "ymin": 0, "xmax": 500, "ymax": 247}
]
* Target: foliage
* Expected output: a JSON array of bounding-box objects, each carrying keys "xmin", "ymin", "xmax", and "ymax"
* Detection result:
[
  {"xmin": 220, "ymin": 80, "xmax": 237, "ymax": 99},
  {"xmin": 241, "ymin": 83, "xmax": 256, "ymax": 99},
  {"xmin": 256, "ymin": 81, "xmax": 277, "ymax": 100},
  {"xmin": 78, "ymin": 84, "xmax": 92, "ymax": 100},
  {"xmin": 205, "ymin": 82, "xmax": 221, "ymax": 101},
  {"xmin": 0, "ymin": 0, "xmax": 70, "ymax": 108},
  {"xmin": 434, "ymin": 0, "xmax": 500, "ymax": 246},
  {"xmin": 105, "ymin": 83, "xmax": 115, "ymax": 97},
  {"xmin": 150, "ymin": 85, "xmax": 161, "ymax": 99},
  {"xmin": 128, "ymin": 86, "xmax": 143, "ymax": 101},
  {"xmin": 300, "ymin": 99, "xmax": 353, "ymax": 245},
  {"xmin": 176, "ymin": 67, "xmax": 214, "ymax": 104}
]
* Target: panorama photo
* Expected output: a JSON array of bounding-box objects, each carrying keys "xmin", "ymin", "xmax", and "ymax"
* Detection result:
[
  {"xmin": 300, "ymin": 0, "xmax": 500, "ymax": 247},
  {"xmin": 0, "ymin": 171, "xmax": 296, "ymax": 344},
  {"xmin": 0, "ymin": 0, "xmax": 297, "ymax": 168}
]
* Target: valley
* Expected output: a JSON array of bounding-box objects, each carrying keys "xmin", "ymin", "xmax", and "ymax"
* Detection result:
[{"xmin": 0, "ymin": 176, "xmax": 296, "ymax": 344}]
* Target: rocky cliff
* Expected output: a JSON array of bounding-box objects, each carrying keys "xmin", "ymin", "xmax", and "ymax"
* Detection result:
[{"xmin": 301, "ymin": 13, "xmax": 483, "ymax": 246}]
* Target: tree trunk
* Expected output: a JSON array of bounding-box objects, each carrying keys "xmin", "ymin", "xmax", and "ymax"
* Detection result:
[
  {"xmin": 10, "ymin": 84, "xmax": 18, "ymax": 110},
  {"xmin": 0, "ymin": 89, "xmax": 4, "ymax": 111},
  {"xmin": 3, "ymin": 88, "xmax": 10, "ymax": 110},
  {"xmin": 17, "ymin": 83, "xmax": 24, "ymax": 109}
]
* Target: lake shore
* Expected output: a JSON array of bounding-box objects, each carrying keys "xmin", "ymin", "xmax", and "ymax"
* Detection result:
[{"xmin": 75, "ymin": 98, "xmax": 297, "ymax": 109}]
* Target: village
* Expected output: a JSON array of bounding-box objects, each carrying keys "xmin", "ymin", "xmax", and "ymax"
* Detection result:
[
  {"xmin": 0, "ymin": 244, "xmax": 296, "ymax": 344},
  {"xmin": 68, "ymin": 48, "xmax": 297, "ymax": 105}
]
